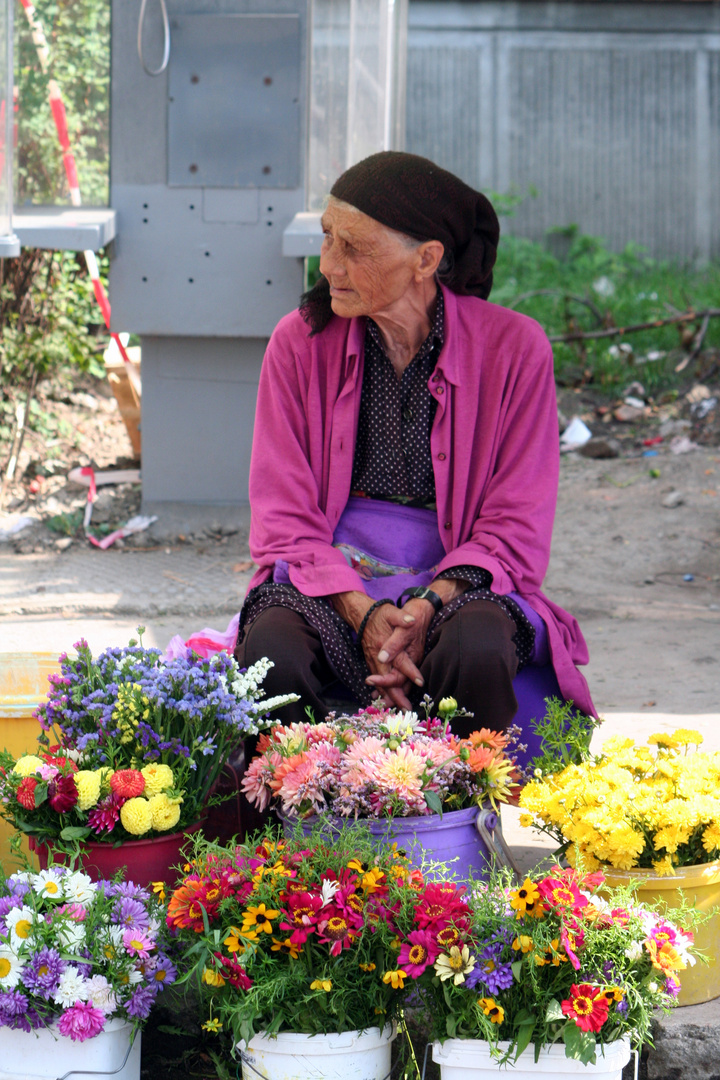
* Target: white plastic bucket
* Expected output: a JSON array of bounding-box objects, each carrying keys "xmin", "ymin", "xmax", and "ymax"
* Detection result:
[
  {"xmin": 432, "ymin": 1036, "xmax": 631, "ymax": 1079},
  {"xmin": 240, "ymin": 1025, "xmax": 397, "ymax": 1080},
  {"xmin": 0, "ymin": 1018, "xmax": 140, "ymax": 1080}
]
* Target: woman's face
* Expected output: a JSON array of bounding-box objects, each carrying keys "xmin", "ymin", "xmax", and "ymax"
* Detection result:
[{"xmin": 319, "ymin": 200, "xmax": 421, "ymax": 320}]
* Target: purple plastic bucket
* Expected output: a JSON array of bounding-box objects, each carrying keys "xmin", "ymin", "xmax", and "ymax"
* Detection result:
[{"xmin": 279, "ymin": 805, "xmax": 492, "ymax": 883}]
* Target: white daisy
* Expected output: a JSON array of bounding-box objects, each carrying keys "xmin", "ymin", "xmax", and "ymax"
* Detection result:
[
  {"xmin": 0, "ymin": 944, "xmax": 24, "ymax": 988},
  {"xmin": 4, "ymin": 905, "xmax": 37, "ymax": 951},
  {"xmin": 32, "ymin": 868, "xmax": 64, "ymax": 900},
  {"xmin": 62, "ymin": 871, "xmax": 97, "ymax": 906},
  {"xmin": 53, "ymin": 965, "xmax": 89, "ymax": 1007}
]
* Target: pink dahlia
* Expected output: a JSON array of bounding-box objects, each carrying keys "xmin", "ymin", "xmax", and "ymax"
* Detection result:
[
  {"xmin": 57, "ymin": 1001, "xmax": 106, "ymax": 1042},
  {"xmin": 240, "ymin": 753, "xmax": 281, "ymax": 812},
  {"xmin": 87, "ymin": 792, "xmax": 123, "ymax": 834}
]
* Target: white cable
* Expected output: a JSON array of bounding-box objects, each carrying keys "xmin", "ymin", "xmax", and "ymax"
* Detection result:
[{"xmin": 137, "ymin": 0, "xmax": 170, "ymax": 77}]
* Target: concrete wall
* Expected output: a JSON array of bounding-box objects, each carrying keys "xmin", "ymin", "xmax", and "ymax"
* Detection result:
[{"xmin": 405, "ymin": 2, "xmax": 720, "ymax": 261}]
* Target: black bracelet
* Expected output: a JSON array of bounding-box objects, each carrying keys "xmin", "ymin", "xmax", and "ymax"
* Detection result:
[
  {"xmin": 397, "ymin": 586, "xmax": 444, "ymax": 614},
  {"xmin": 356, "ymin": 598, "xmax": 395, "ymax": 646}
]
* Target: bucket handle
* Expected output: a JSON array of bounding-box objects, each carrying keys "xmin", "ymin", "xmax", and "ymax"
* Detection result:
[
  {"xmin": 56, "ymin": 1030, "xmax": 136, "ymax": 1080},
  {"xmin": 239, "ymin": 1048, "xmax": 399, "ymax": 1080},
  {"xmin": 475, "ymin": 808, "xmax": 522, "ymax": 881}
]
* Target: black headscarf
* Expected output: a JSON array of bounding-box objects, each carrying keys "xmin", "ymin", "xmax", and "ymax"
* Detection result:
[{"xmin": 300, "ymin": 151, "xmax": 500, "ymax": 334}]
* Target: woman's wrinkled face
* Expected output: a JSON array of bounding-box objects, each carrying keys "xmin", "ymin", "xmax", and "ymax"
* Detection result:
[{"xmin": 319, "ymin": 200, "xmax": 420, "ymax": 319}]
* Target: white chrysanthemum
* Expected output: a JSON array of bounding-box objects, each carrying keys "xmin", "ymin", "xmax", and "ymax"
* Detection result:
[
  {"xmin": 86, "ymin": 974, "xmax": 118, "ymax": 1014},
  {"xmin": 32, "ymin": 868, "xmax": 65, "ymax": 900},
  {"xmin": 0, "ymin": 944, "xmax": 24, "ymax": 988},
  {"xmin": 384, "ymin": 711, "xmax": 419, "ymax": 735},
  {"xmin": 62, "ymin": 871, "xmax": 98, "ymax": 906},
  {"xmin": 126, "ymin": 967, "xmax": 144, "ymax": 985},
  {"xmin": 57, "ymin": 920, "xmax": 86, "ymax": 951},
  {"xmin": 624, "ymin": 940, "xmax": 644, "ymax": 961},
  {"xmin": 5, "ymin": 905, "xmax": 37, "ymax": 951},
  {"xmin": 103, "ymin": 925, "xmax": 125, "ymax": 949},
  {"xmin": 8, "ymin": 872, "xmax": 32, "ymax": 888},
  {"xmin": 53, "ymin": 965, "xmax": 90, "ymax": 1007}
]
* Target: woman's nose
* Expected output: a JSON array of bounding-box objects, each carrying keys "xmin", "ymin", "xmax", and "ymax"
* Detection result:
[{"xmin": 320, "ymin": 240, "xmax": 343, "ymax": 280}]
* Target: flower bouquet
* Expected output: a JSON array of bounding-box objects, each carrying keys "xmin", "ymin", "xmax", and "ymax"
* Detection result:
[
  {"xmin": 518, "ymin": 727, "xmax": 720, "ymax": 875},
  {"xmin": 404, "ymin": 865, "xmax": 695, "ymax": 1069},
  {"xmin": 0, "ymin": 865, "xmax": 175, "ymax": 1040},
  {"xmin": 0, "ymin": 634, "xmax": 296, "ymax": 854},
  {"xmin": 241, "ymin": 702, "xmax": 516, "ymax": 820},
  {"xmin": 165, "ymin": 823, "xmax": 471, "ymax": 1055}
]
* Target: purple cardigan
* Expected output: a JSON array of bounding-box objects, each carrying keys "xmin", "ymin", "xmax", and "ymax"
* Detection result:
[{"xmin": 247, "ymin": 285, "xmax": 595, "ymax": 716}]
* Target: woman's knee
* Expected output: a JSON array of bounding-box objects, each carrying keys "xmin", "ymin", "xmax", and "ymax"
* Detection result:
[{"xmin": 432, "ymin": 600, "xmax": 519, "ymax": 678}]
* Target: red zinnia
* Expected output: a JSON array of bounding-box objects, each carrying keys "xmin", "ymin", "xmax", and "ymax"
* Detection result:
[
  {"xmin": 42, "ymin": 747, "xmax": 78, "ymax": 773},
  {"xmin": 110, "ymin": 769, "xmax": 145, "ymax": 798},
  {"xmin": 48, "ymin": 774, "xmax": 79, "ymax": 813},
  {"xmin": 213, "ymin": 952, "xmax": 253, "ymax": 990},
  {"xmin": 561, "ymin": 983, "xmax": 609, "ymax": 1033},
  {"xmin": 537, "ymin": 876, "xmax": 587, "ymax": 915},
  {"xmin": 17, "ymin": 776, "xmax": 39, "ymax": 810}
]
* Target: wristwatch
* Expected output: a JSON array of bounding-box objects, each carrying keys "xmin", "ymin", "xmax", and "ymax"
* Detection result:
[{"xmin": 397, "ymin": 586, "xmax": 443, "ymax": 614}]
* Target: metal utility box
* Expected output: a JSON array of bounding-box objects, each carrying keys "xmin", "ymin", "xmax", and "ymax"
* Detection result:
[
  {"xmin": 110, "ymin": 0, "xmax": 406, "ymax": 505},
  {"xmin": 110, "ymin": 0, "xmax": 309, "ymax": 341}
]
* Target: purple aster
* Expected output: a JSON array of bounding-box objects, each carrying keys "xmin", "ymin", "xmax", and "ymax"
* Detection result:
[
  {"xmin": 23, "ymin": 947, "xmax": 66, "ymax": 999},
  {"xmin": 0, "ymin": 989, "xmax": 29, "ymax": 1018},
  {"xmin": 150, "ymin": 954, "xmax": 177, "ymax": 990},
  {"xmin": 126, "ymin": 984, "xmax": 156, "ymax": 1019},
  {"xmin": 110, "ymin": 882, "xmax": 151, "ymax": 901},
  {"xmin": 616, "ymin": 998, "xmax": 629, "ymax": 1014},
  {"xmin": 466, "ymin": 944, "xmax": 514, "ymax": 995},
  {"xmin": 114, "ymin": 897, "xmax": 151, "ymax": 930}
]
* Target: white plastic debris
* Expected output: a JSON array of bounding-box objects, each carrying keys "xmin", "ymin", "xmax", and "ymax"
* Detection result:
[
  {"xmin": 87, "ymin": 514, "xmax": 158, "ymax": 550},
  {"xmin": 669, "ymin": 436, "xmax": 698, "ymax": 455},
  {"xmin": 0, "ymin": 515, "xmax": 36, "ymax": 541},
  {"xmin": 560, "ymin": 417, "xmax": 593, "ymax": 450}
]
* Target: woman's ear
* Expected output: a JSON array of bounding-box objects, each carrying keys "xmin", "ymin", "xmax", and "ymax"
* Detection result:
[{"xmin": 415, "ymin": 240, "xmax": 445, "ymax": 281}]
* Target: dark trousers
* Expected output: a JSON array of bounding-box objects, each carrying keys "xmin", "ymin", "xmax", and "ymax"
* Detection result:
[
  {"xmin": 229, "ymin": 600, "xmax": 519, "ymax": 838},
  {"xmin": 236, "ymin": 600, "xmax": 519, "ymax": 737}
]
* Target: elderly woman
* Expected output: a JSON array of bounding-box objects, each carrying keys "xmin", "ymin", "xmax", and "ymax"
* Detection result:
[{"xmin": 234, "ymin": 151, "xmax": 595, "ymax": 737}]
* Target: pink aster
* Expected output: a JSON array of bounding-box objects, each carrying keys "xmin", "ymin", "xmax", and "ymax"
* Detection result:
[
  {"xmin": 398, "ymin": 929, "xmax": 439, "ymax": 977},
  {"xmin": 57, "ymin": 1001, "xmax": 106, "ymax": 1042},
  {"xmin": 123, "ymin": 928, "xmax": 156, "ymax": 959},
  {"xmin": 56, "ymin": 903, "xmax": 88, "ymax": 922},
  {"xmin": 87, "ymin": 792, "xmax": 123, "ymax": 834}
]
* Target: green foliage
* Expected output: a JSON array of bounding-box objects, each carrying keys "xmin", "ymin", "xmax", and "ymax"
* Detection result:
[
  {"xmin": 492, "ymin": 231, "xmax": 720, "ymax": 392},
  {"xmin": 15, "ymin": 0, "xmax": 110, "ymax": 205},
  {"xmin": 525, "ymin": 698, "xmax": 602, "ymax": 782},
  {"xmin": 0, "ymin": 249, "xmax": 107, "ymax": 448}
]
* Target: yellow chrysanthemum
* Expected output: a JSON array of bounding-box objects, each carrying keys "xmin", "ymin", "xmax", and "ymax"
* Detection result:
[
  {"xmin": 672, "ymin": 729, "xmax": 703, "ymax": 747},
  {"xmin": 141, "ymin": 763, "xmax": 175, "ymax": 796},
  {"xmin": 120, "ymin": 797, "xmax": 153, "ymax": 836},
  {"xmin": 652, "ymin": 855, "xmax": 676, "ymax": 877},
  {"xmin": 74, "ymin": 770, "xmax": 102, "ymax": 811},
  {"xmin": 12, "ymin": 755, "xmax": 44, "ymax": 777},
  {"xmin": 702, "ymin": 823, "xmax": 720, "ymax": 854},
  {"xmin": 148, "ymin": 792, "xmax": 182, "ymax": 832}
]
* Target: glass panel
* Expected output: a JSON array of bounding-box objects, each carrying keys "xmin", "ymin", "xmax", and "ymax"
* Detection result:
[
  {"xmin": 0, "ymin": 0, "xmax": 10, "ymax": 240},
  {"xmin": 308, "ymin": 0, "xmax": 407, "ymax": 211},
  {"xmin": 15, "ymin": 0, "xmax": 110, "ymax": 206}
]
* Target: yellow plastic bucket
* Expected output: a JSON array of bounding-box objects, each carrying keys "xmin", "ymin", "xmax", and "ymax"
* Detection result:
[
  {"xmin": 0, "ymin": 653, "xmax": 59, "ymax": 873},
  {"xmin": 603, "ymin": 860, "xmax": 720, "ymax": 1006}
]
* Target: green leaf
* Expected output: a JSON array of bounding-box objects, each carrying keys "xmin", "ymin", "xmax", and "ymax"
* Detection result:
[
  {"xmin": 511, "ymin": 960, "xmax": 523, "ymax": 980},
  {"xmin": 545, "ymin": 998, "xmax": 565, "ymax": 1023},
  {"xmin": 514, "ymin": 1017, "xmax": 535, "ymax": 1059},
  {"xmin": 59, "ymin": 826, "xmax": 91, "ymax": 841},
  {"xmin": 423, "ymin": 789, "xmax": 443, "ymax": 815}
]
